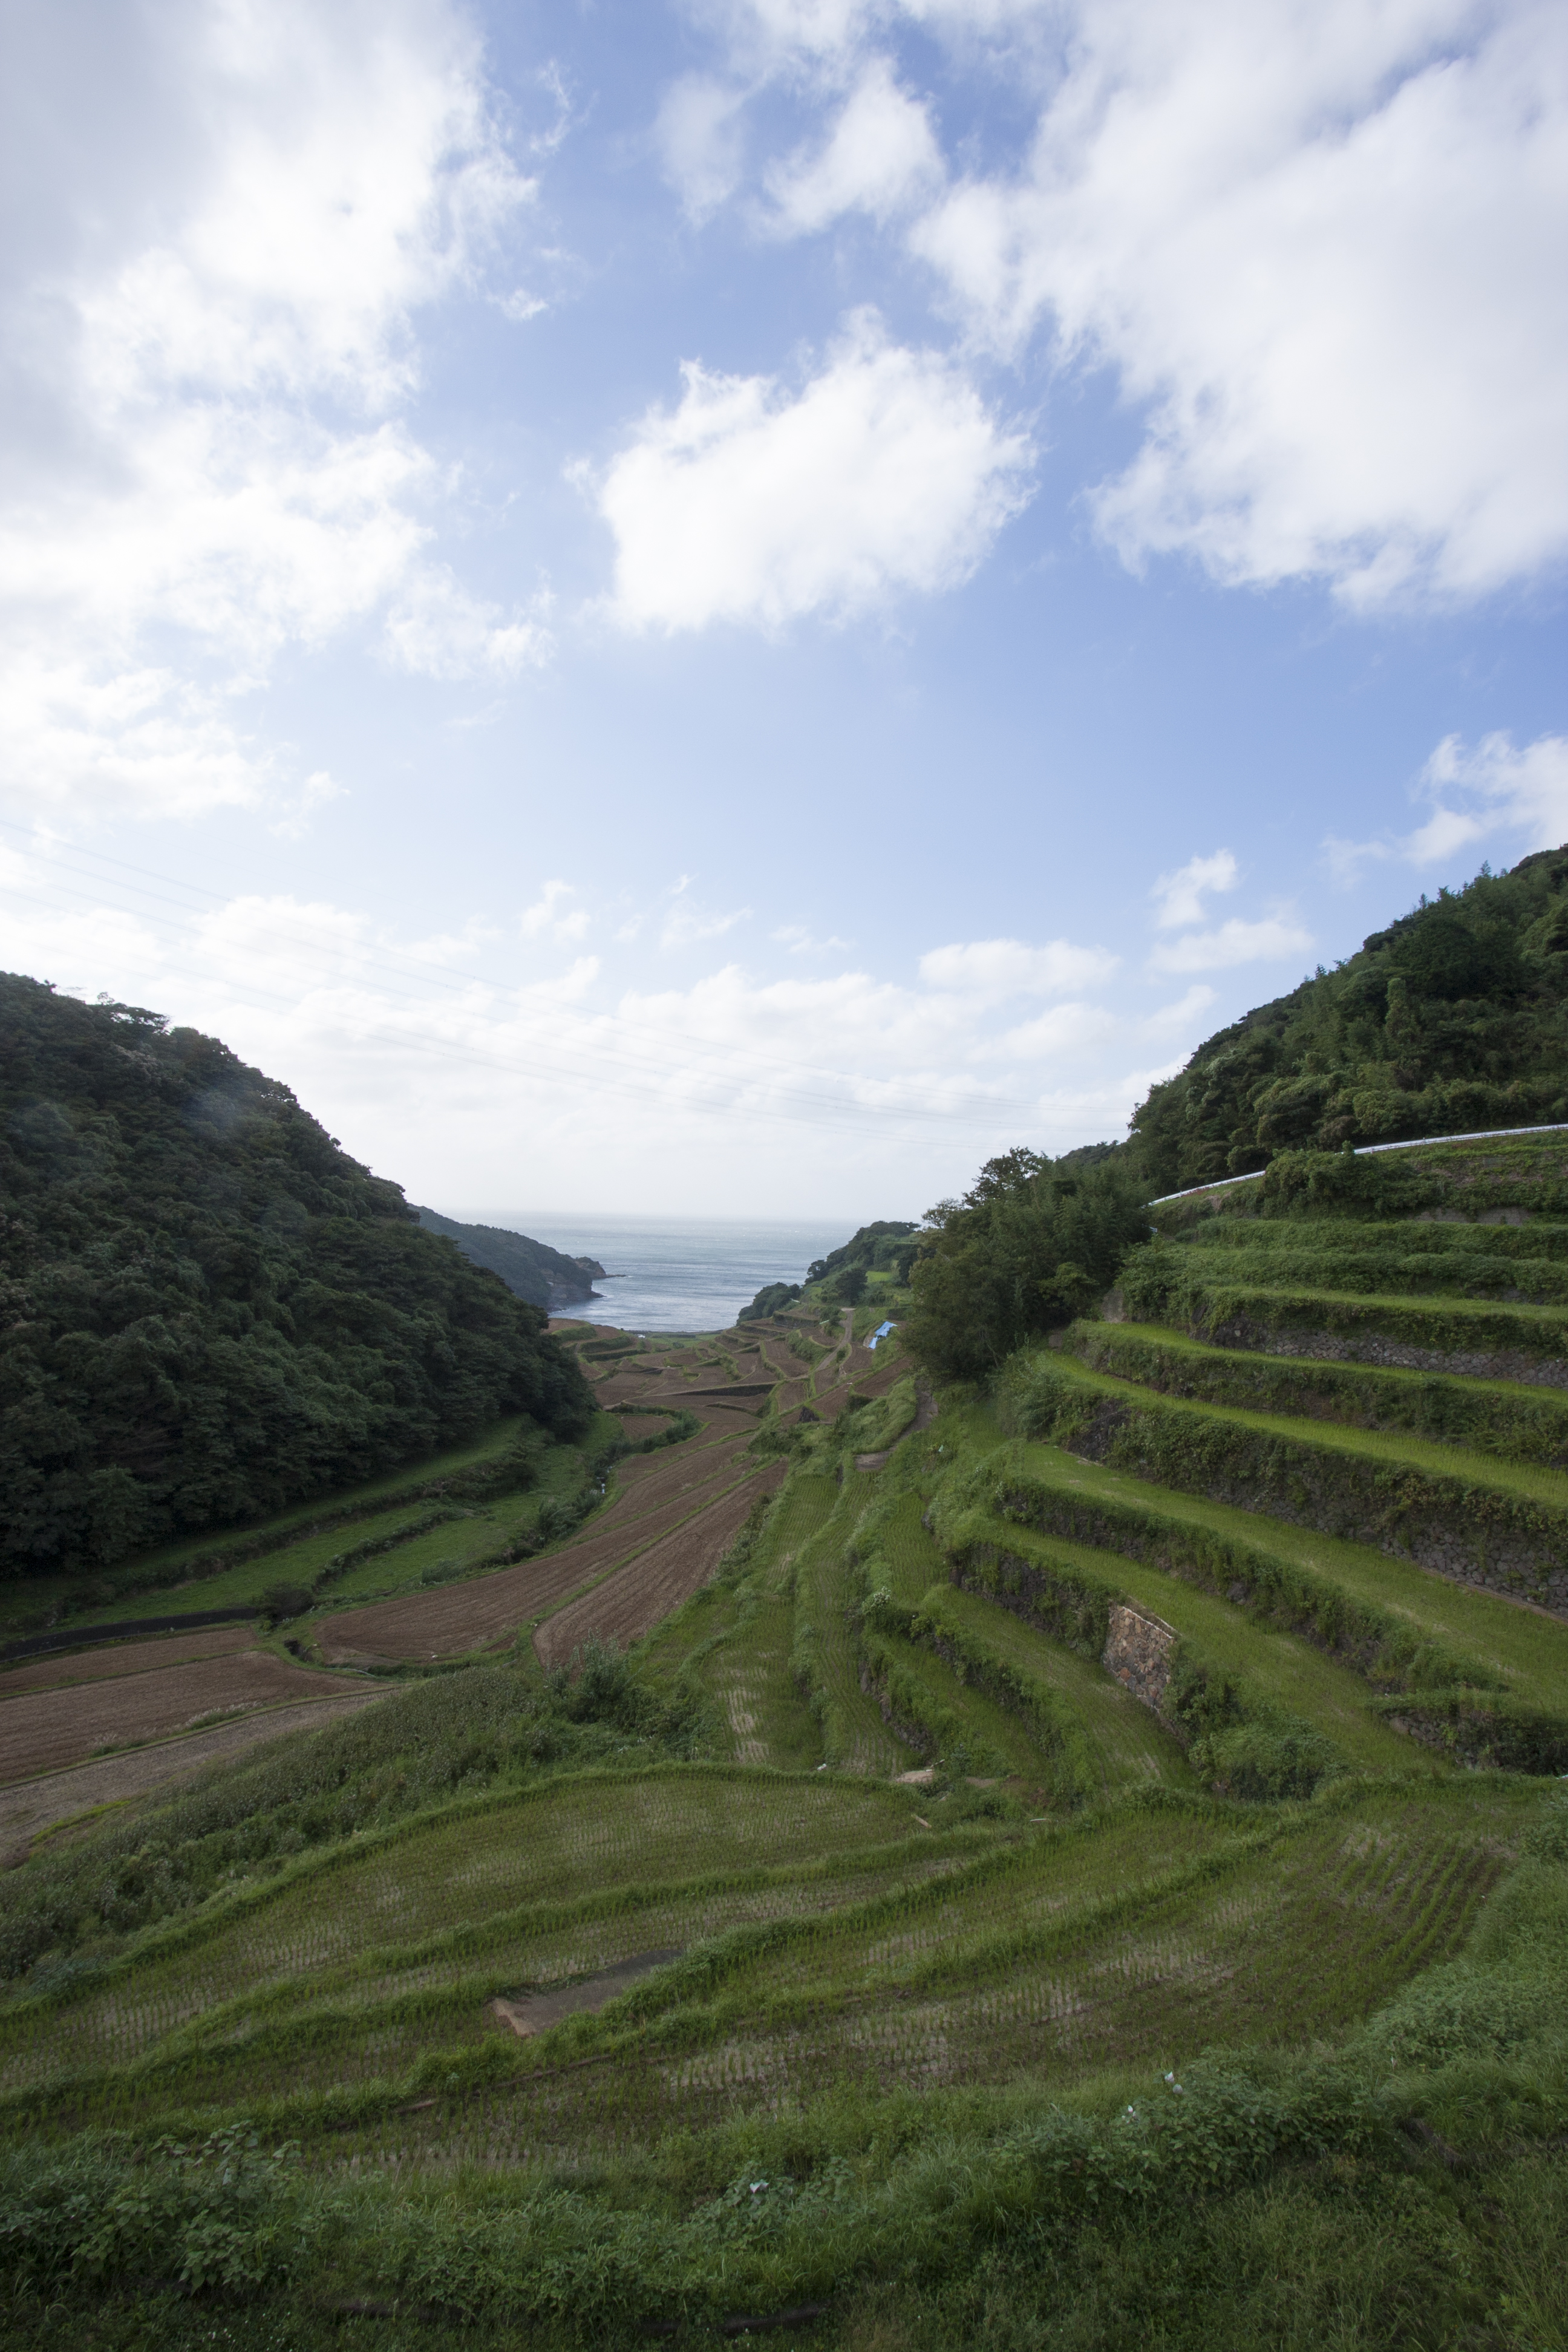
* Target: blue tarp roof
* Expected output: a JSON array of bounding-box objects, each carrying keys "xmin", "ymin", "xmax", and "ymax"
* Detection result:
[{"xmin": 867, "ymin": 1319, "xmax": 897, "ymax": 1348}]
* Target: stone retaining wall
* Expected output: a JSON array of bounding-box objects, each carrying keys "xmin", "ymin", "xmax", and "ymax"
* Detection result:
[{"xmin": 1102, "ymin": 1603, "xmax": 1178, "ymax": 1713}]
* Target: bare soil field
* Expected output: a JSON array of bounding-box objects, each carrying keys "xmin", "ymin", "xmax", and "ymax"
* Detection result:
[
  {"xmin": 316, "ymin": 1446, "xmax": 761, "ymax": 1664},
  {"xmin": 0, "ymin": 1650, "xmax": 364, "ymax": 1785},
  {"xmin": 0, "ymin": 1690, "xmax": 388, "ymax": 1847},
  {"xmin": 534, "ymin": 1460, "xmax": 788, "ymax": 1668},
  {"xmin": 0, "ymin": 1624, "xmax": 255, "ymax": 1699}
]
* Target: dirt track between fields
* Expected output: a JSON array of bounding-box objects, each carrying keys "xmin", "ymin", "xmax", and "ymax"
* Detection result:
[
  {"xmin": 0, "ymin": 1649, "xmax": 366, "ymax": 1785},
  {"xmin": 534, "ymin": 1459, "xmax": 788, "ymax": 1668},
  {"xmin": 0, "ymin": 1689, "xmax": 388, "ymax": 1847}
]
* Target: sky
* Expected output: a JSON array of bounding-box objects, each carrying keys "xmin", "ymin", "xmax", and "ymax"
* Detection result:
[{"xmin": 2, "ymin": 0, "xmax": 1565, "ymax": 1221}]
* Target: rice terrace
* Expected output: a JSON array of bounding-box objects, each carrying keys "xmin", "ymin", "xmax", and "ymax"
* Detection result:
[{"xmin": 5, "ymin": 872, "xmax": 1568, "ymax": 2352}]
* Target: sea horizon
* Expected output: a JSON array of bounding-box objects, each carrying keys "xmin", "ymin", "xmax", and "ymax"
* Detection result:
[{"xmin": 439, "ymin": 1209, "xmax": 861, "ymax": 1334}]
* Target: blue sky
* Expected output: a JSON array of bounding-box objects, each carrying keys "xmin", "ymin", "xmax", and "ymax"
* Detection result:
[{"xmin": 2, "ymin": 0, "xmax": 1565, "ymax": 1218}]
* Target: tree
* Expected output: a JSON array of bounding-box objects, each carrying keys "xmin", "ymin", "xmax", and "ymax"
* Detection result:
[{"xmin": 902, "ymin": 1152, "xmax": 1149, "ymax": 1383}]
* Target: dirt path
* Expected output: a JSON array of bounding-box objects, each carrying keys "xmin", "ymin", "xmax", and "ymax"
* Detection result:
[
  {"xmin": 0, "ymin": 1689, "xmax": 388, "ymax": 1847},
  {"xmin": 854, "ymin": 1380, "xmax": 933, "ymax": 1472}
]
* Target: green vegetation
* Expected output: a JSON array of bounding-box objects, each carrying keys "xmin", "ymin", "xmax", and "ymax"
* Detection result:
[
  {"xmin": 1129, "ymin": 847, "xmax": 1568, "ymax": 1187},
  {"xmin": 412, "ymin": 1206, "xmax": 603, "ymax": 1310},
  {"xmin": 10, "ymin": 872, "xmax": 1568, "ymax": 2347},
  {"xmin": 0, "ymin": 977, "xmax": 590, "ymax": 1583},
  {"xmin": 737, "ymin": 1279, "xmax": 802, "ymax": 1320},
  {"xmin": 999, "ymin": 1345, "xmax": 1568, "ymax": 1610},
  {"xmin": 901, "ymin": 1149, "xmax": 1151, "ymax": 1380},
  {"xmin": 1071, "ymin": 1318, "xmax": 1568, "ymax": 1469},
  {"xmin": 806, "ymin": 1221, "xmax": 921, "ymax": 1286}
]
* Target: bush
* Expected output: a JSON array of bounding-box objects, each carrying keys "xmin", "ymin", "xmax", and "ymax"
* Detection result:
[{"xmin": 257, "ymin": 1582, "xmax": 313, "ymax": 1625}]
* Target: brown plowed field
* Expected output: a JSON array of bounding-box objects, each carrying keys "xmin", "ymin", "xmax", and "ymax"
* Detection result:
[
  {"xmin": 535, "ymin": 1460, "xmax": 786, "ymax": 1668},
  {"xmin": 594, "ymin": 1372, "xmax": 670, "ymax": 1406},
  {"xmin": 0, "ymin": 1690, "xmax": 389, "ymax": 1846},
  {"xmin": 0, "ymin": 1624, "xmax": 255, "ymax": 1699},
  {"xmin": 0, "ymin": 1650, "xmax": 363, "ymax": 1785},
  {"xmin": 315, "ymin": 1443, "xmax": 760, "ymax": 1664}
]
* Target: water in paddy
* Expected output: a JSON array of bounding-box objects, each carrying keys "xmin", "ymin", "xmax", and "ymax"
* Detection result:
[{"xmin": 461, "ymin": 1212, "xmax": 856, "ymax": 1334}]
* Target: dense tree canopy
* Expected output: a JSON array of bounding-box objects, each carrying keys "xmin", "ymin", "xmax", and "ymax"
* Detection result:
[
  {"xmin": 0, "ymin": 976, "xmax": 592, "ymax": 1578},
  {"xmin": 901, "ymin": 1150, "xmax": 1150, "ymax": 1382},
  {"xmin": 1129, "ymin": 846, "xmax": 1568, "ymax": 1194}
]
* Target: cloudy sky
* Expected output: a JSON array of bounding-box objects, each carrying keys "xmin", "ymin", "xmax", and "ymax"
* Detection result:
[{"xmin": 3, "ymin": 0, "xmax": 1565, "ymax": 1218}]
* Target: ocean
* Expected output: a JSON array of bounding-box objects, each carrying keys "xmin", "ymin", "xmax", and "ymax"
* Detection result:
[{"xmin": 463, "ymin": 1212, "xmax": 857, "ymax": 1334}]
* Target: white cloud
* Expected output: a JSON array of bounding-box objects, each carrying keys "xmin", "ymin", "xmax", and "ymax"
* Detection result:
[
  {"xmin": 775, "ymin": 924, "xmax": 854, "ymax": 953},
  {"xmin": 0, "ymin": 0, "xmax": 538, "ymax": 820},
  {"xmin": 520, "ymin": 881, "xmax": 590, "ymax": 943},
  {"xmin": 1149, "ymin": 915, "xmax": 1313, "ymax": 973},
  {"xmin": 1146, "ymin": 981, "xmax": 1218, "ymax": 1031},
  {"xmin": 590, "ymin": 311, "xmax": 1032, "ymax": 631},
  {"xmin": 0, "ymin": 843, "xmax": 1249, "ymax": 1209},
  {"xmin": 918, "ymin": 936, "xmax": 1118, "ymax": 999},
  {"xmin": 1327, "ymin": 731, "xmax": 1568, "ymax": 877},
  {"xmin": 693, "ymin": 2, "xmax": 1568, "ymax": 609},
  {"xmin": 383, "ymin": 568, "xmax": 552, "ymax": 681},
  {"xmin": 656, "ymin": 74, "xmax": 752, "ymax": 220},
  {"xmin": 909, "ymin": 0, "xmax": 1568, "ymax": 605},
  {"xmin": 1151, "ymin": 849, "xmax": 1238, "ymax": 929},
  {"xmin": 662, "ymin": 878, "xmax": 752, "ymax": 948},
  {"xmin": 765, "ymin": 57, "xmax": 941, "ymax": 231},
  {"xmin": 990, "ymin": 1001, "xmax": 1119, "ymax": 1059}
]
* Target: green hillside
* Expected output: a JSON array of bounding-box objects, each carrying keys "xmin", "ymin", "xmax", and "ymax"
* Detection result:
[
  {"xmin": 0, "ymin": 976, "xmax": 591, "ymax": 1582},
  {"xmin": 1131, "ymin": 846, "xmax": 1568, "ymax": 1191},
  {"xmin": 414, "ymin": 1204, "xmax": 605, "ymax": 1311}
]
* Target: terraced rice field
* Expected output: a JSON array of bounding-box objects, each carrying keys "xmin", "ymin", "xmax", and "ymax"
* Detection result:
[{"xmin": 3, "ymin": 1161, "xmax": 1566, "ymax": 2209}]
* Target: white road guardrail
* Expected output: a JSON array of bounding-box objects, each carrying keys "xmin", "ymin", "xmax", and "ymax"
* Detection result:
[{"xmin": 1146, "ymin": 1121, "xmax": 1568, "ymax": 1207}]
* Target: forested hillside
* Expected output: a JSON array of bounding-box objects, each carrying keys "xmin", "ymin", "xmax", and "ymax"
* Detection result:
[
  {"xmin": 414, "ymin": 1205, "xmax": 604, "ymax": 1310},
  {"xmin": 0, "ymin": 976, "xmax": 591, "ymax": 1579},
  {"xmin": 1131, "ymin": 845, "xmax": 1568, "ymax": 1192}
]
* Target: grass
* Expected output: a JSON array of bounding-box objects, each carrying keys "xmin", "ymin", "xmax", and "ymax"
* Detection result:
[
  {"xmin": 1154, "ymin": 1273, "xmax": 1568, "ymax": 1351},
  {"xmin": 1172, "ymin": 1241, "xmax": 1568, "ymax": 1302},
  {"xmin": 1177, "ymin": 1217, "xmax": 1568, "ymax": 1261},
  {"xmin": 38, "ymin": 1417, "xmax": 541, "ymax": 1624},
  {"xmin": 794, "ymin": 1475, "xmax": 919, "ymax": 1775},
  {"xmin": 973, "ymin": 1451, "xmax": 1431, "ymax": 1774},
  {"xmin": 930, "ymin": 1585, "xmax": 1194, "ymax": 1797},
  {"xmin": 23, "ymin": 1413, "xmax": 657, "ymax": 1642},
  {"xmin": 1041, "ymin": 1342, "xmax": 1568, "ymax": 1509},
  {"xmin": 637, "ymin": 1472, "xmax": 835, "ymax": 1769},
  {"xmin": 996, "ymin": 1423, "xmax": 1568, "ymax": 1714},
  {"xmin": 859, "ymin": 1624, "xmax": 1052, "ymax": 1782},
  {"xmin": 0, "ymin": 1766, "xmax": 930, "ymax": 2094},
  {"xmin": 1074, "ymin": 1316, "xmax": 1568, "ymax": 1468}
]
